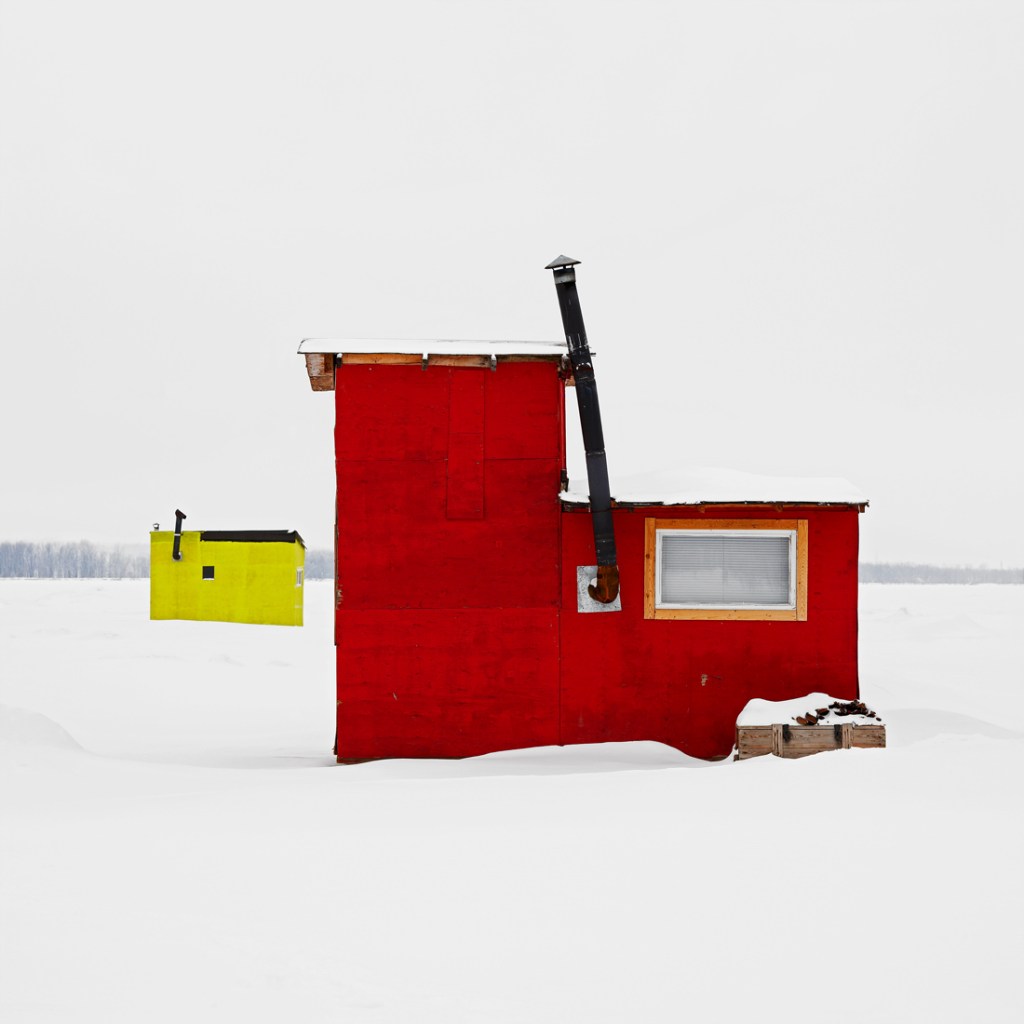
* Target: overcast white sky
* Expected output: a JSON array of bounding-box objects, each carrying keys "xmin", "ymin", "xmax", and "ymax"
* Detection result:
[{"xmin": 2, "ymin": 0, "xmax": 1022, "ymax": 565}]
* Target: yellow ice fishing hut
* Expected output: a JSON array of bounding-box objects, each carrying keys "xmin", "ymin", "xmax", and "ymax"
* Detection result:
[{"xmin": 150, "ymin": 510, "xmax": 305, "ymax": 626}]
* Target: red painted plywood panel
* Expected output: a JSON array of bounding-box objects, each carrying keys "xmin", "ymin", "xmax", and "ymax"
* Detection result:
[
  {"xmin": 337, "ymin": 458, "xmax": 562, "ymax": 609},
  {"xmin": 336, "ymin": 361, "xmax": 564, "ymax": 463},
  {"xmin": 336, "ymin": 364, "xmax": 450, "ymax": 461},
  {"xmin": 335, "ymin": 359, "xmax": 566, "ymax": 610},
  {"xmin": 484, "ymin": 361, "xmax": 563, "ymax": 459},
  {"xmin": 336, "ymin": 608, "xmax": 560, "ymax": 760},
  {"xmin": 446, "ymin": 370, "xmax": 486, "ymax": 520},
  {"xmin": 559, "ymin": 506, "xmax": 860, "ymax": 760}
]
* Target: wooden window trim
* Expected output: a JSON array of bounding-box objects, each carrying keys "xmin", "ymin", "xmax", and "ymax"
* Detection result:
[{"xmin": 643, "ymin": 518, "xmax": 808, "ymax": 621}]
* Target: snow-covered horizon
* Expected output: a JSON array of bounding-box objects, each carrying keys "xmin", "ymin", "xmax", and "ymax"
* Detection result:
[{"xmin": 2, "ymin": 580, "xmax": 1021, "ymax": 1022}]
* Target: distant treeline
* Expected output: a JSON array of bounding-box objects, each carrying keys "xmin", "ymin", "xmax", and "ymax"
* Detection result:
[
  {"xmin": 1, "ymin": 543, "xmax": 1022, "ymax": 584},
  {"xmin": 0, "ymin": 542, "xmax": 335, "ymax": 580},
  {"xmin": 0, "ymin": 542, "xmax": 150, "ymax": 579},
  {"xmin": 304, "ymin": 550, "xmax": 334, "ymax": 579},
  {"xmin": 859, "ymin": 562, "xmax": 1024, "ymax": 584}
]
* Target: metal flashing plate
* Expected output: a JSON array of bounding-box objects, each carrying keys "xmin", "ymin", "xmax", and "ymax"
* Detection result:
[{"xmin": 576, "ymin": 565, "xmax": 622, "ymax": 614}]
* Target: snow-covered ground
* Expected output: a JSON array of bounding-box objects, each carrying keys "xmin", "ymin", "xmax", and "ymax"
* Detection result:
[{"xmin": 1, "ymin": 581, "xmax": 1021, "ymax": 1023}]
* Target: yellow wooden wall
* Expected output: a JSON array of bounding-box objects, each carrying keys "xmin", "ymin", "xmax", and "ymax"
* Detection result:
[{"xmin": 150, "ymin": 533, "xmax": 304, "ymax": 626}]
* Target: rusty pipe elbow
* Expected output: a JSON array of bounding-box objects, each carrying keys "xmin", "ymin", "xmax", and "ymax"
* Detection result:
[{"xmin": 588, "ymin": 564, "xmax": 620, "ymax": 604}]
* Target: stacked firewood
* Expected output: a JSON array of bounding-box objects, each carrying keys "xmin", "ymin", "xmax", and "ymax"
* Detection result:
[{"xmin": 793, "ymin": 700, "xmax": 882, "ymax": 726}]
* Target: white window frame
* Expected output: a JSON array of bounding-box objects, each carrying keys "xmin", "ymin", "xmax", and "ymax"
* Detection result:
[
  {"xmin": 644, "ymin": 518, "xmax": 808, "ymax": 622},
  {"xmin": 655, "ymin": 528, "xmax": 797, "ymax": 611}
]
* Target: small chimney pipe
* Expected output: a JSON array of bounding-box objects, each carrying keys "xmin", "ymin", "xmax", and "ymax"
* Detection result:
[
  {"xmin": 172, "ymin": 508, "xmax": 187, "ymax": 561},
  {"xmin": 545, "ymin": 256, "xmax": 620, "ymax": 604}
]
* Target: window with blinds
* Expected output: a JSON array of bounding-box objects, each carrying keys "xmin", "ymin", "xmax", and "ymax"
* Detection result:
[
  {"xmin": 656, "ymin": 531, "xmax": 795, "ymax": 608},
  {"xmin": 644, "ymin": 519, "xmax": 808, "ymax": 621}
]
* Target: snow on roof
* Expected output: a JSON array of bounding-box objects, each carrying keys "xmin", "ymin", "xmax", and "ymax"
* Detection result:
[
  {"xmin": 298, "ymin": 338, "xmax": 566, "ymax": 357},
  {"xmin": 562, "ymin": 467, "xmax": 868, "ymax": 507}
]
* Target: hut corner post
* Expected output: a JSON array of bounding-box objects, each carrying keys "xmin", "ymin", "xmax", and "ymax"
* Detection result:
[{"xmin": 546, "ymin": 255, "xmax": 620, "ymax": 604}]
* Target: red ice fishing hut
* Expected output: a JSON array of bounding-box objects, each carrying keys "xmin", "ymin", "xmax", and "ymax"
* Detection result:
[{"xmin": 300, "ymin": 257, "xmax": 868, "ymax": 762}]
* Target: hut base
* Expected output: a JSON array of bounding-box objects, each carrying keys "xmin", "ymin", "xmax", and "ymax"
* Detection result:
[{"xmin": 736, "ymin": 723, "xmax": 886, "ymax": 761}]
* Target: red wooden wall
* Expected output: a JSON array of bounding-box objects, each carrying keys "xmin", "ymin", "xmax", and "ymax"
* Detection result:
[
  {"xmin": 334, "ymin": 361, "xmax": 565, "ymax": 760},
  {"xmin": 559, "ymin": 506, "xmax": 860, "ymax": 760},
  {"xmin": 333, "ymin": 360, "xmax": 861, "ymax": 762}
]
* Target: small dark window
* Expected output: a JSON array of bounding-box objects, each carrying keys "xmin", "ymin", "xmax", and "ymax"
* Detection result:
[{"xmin": 202, "ymin": 565, "xmax": 215, "ymax": 580}]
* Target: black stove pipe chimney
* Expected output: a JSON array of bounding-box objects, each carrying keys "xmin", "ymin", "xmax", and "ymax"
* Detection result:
[
  {"xmin": 172, "ymin": 508, "xmax": 186, "ymax": 561},
  {"xmin": 546, "ymin": 256, "xmax": 620, "ymax": 604}
]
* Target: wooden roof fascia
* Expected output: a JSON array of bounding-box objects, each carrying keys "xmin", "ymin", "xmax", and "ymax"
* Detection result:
[{"xmin": 302, "ymin": 350, "xmax": 569, "ymax": 392}]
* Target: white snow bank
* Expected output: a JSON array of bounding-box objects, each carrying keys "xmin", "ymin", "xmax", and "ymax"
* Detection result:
[
  {"xmin": 0, "ymin": 703, "xmax": 81, "ymax": 750},
  {"xmin": 342, "ymin": 740, "xmax": 705, "ymax": 781},
  {"xmin": 563, "ymin": 466, "xmax": 867, "ymax": 506},
  {"xmin": 471, "ymin": 740, "xmax": 695, "ymax": 771},
  {"xmin": 2, "ymin": 582, "xmax": 1023, "ymax": 1024},
  {"xmin": 882, "ymin": 708, "xmax": 1021, "ymax": 745},
  {"xmin": 737, "ymin": 692, "xmax": 882, "ymax": 727}
]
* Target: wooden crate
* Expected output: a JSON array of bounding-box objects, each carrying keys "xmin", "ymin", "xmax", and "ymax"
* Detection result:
[{"xmin": 736, "ymin": 723, "xmax": 886, "ymax": 760}]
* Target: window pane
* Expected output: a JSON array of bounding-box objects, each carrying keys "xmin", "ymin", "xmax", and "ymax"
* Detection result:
[{"xmin": 660, "ymin": 534, "xmax": 790, "ymax": 605}]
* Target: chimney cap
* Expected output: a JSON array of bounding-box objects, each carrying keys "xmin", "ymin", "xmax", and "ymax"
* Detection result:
[{"xmin": 545, "ymin": 255, "xmax": 581, "ymax": 270}]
